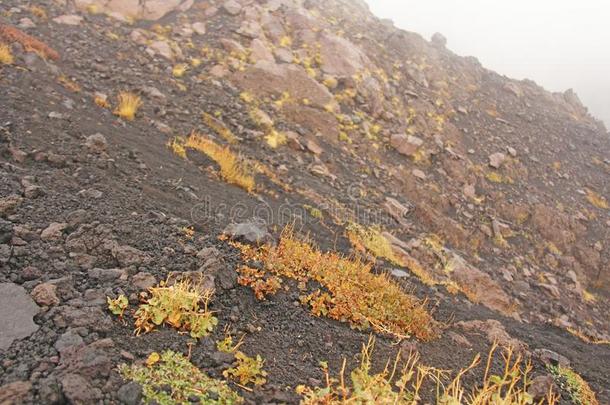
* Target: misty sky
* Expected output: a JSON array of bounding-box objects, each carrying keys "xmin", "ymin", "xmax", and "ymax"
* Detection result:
[{"xmin": 366, "ymin": 0, "xmax": 610, "ymax": 128}]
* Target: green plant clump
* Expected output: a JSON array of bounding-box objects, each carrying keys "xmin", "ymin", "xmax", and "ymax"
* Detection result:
[
  {"xmin": 119, "ymin": 350, "xmax": 242, "ymax": 405},
  {"xmin": 223, "ymin": 352, "xmax": 267, "ymax": 387},
  {"xmin": 548, "ymin": 365, "xmax": 599, "ymax": 405}
]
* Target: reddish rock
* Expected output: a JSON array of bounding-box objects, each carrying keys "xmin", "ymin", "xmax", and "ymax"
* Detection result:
[{"xmin": 31, "ymin": 283, "xmax": 60, "ymax": 306}]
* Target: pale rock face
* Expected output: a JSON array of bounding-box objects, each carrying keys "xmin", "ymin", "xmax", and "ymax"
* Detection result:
[
  {"xmin": 147, "ymin": 40, "xmax": 176, "ymax": 61},
  {"xmin": 74, "ymin": 0, "xmax": 193, "ymax": 21},
  {"xmin": 53, "ymin": 14, "xmax": 84, "ymax": 25},
  {"xmin": 222, "ymin": 0, "xmax": 242, "ymax": 15},
  {"xmin": 249, "ymin": 39, "xmax": 274, "ymax": 63},
  {"xmin": 390, "ymin": 134, "xmax": 424, "ymax": 157},
  {"xmin": 318, "ymin": 32, "xmax": 370, "ymax": 77},
  {"xmin": 233, "ymin": 61, "xmax": 335, "ymax": 110}
]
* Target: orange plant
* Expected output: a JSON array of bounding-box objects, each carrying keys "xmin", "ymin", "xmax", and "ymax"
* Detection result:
[
  {"xmin": 233, "ymin": 227, "xmax": 436, "ymax": 340},
  {"xmin": 0, "ymin": 23, "xmax": 59, "ymax": 60}
]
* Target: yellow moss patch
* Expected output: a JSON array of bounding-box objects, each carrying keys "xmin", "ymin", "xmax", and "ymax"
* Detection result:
[
  {"xmin": 114, "ymin": 92, "xmax": 142, "ymax": 121},
  {"xmin": 185, "ymin": 133, "xmax": 255, "ymax": 192},
  {"xmin": 172, "ymin": 63, "xmax": 188, "ymax": 78},
  {"xmin": 485, "ymin": 171, "xmax": 514, "ymax": 184},
  {"xmin": 239, "ymin": 91, "xmax": 255, "ymax": 104},
  {"xmin": 279, "ymin": 35, "xmax": 292, "ymax": 48},
  {"xmin": 29, "ymin": 5, "xmax": 47, "ymax": 19},
  {"xmin": 264, "ymin": 129, "xmax": 287, "ymax": 149},
  {"xmin": 234, "ymin": 228, "xmax": 436, "ymax": 340},
  {"xmin": 0, "ymin": 43, "xmax": 14, "ymax": 65}
]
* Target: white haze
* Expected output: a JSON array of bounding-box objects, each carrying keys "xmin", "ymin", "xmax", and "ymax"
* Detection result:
[{"xmin": 366, "ymin": 0, "xmax": 610, "ymax": 129}]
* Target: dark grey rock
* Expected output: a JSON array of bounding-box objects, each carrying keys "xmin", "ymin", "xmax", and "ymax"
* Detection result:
[
  {"xmin": 117, "ymin": 382, "xmax": 142, "ymax": 405},
  {"xmin": 0, "ymin": 218, "xmax": 13, "ymax": 244},
  {"xmin": 534, "ymin": 349, "xmax": 570, "ymax": 367},
  {"xmin": 61, "ymin": 374, "xmax": 101, "ymax": 404},
  {"xmin": 54, "ymin": 329, "xmax": 85, "ymax": 353}
]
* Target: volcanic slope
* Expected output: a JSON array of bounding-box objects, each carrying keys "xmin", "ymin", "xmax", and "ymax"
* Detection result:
[{"xmin": 0, "ymin": 0, "xmax": 609, "ymax": 403}]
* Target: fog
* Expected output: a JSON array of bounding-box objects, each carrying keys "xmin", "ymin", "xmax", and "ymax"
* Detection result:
[{"xmin": 366, "ymin": 0, "xmax": 610, "ymax": 128}]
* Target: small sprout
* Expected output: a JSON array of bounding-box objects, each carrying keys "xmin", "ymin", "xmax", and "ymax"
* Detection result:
[
  {"xmin": 114, "ymin": 92, "xmax": 142, "ymax": 121},
  {"xmin": 146, "ymin": 352, "xmax": 161, "ymax": 367},
  {"xmin": 217, "ymin": 332, "xmax": 244, "ymax": 353},
  {"xmin": 190, "ymin": 57, "xmax": 202, "ymax": 67},
  {"xmin": 217, "ymin": 336, "xmax": 236, "ymax": 353},
  {"xmin": 107, "ymin": 294, "xmax": 128, "ymax": 317},
  {"xmin": 223, "ymin": 352, "xmax": 267, "ymax": 387},
  {"xmin": 181, "ymin": 226, "xmax": 195, "ymax": 239},
  {"xmin": 0, "ymin": 43, "xmax": 14, "ymax": 65},
  {"xmin": 172, "ymin": 63, "xmax": 188, "ymax": 78}
]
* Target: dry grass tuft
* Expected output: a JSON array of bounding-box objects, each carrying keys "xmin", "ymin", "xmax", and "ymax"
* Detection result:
[
  {"xmin": 299, "ymin": 339, "xmax": 559, "ymax": 405},
  {"xmin": 585, "ymin": 189, "xmax": 608, "ymax": 209},
  {"xmin": 0, "ymin": 23, "xmax": 60, "ymax": 60},
  {"xmin": 347, "ymin": 224, "xmax": 441, "ymax": 287},
  {"xmin": 234, "ymin": 227, "xmax": 436, "ymax": 340},
  {"xmin": 0, "ymin": 43, "xmax": 14, "ymax": 65},
  {"xmin": 134, "ymin": 278, "xmax": 218, "ymax": 339},
  {"xmin": 185, "ymin": 133, "xmax": 255, "ymax": 192},
  {"xmin": 202, "ymin": 112, "xmax": 238, "ymax": 144},
  {"xmin": 167, "ymin": 137, "xmax": 187, "ymax": 159},
  {"xmin": 114, "ymin": 92, "xmax": 142, "ymax": 121},
  {"xmin": 566, "ymin": 327, "xmax": 610, "ymax": 346},
  {"xmin": 346, "ymin": 223, "xmax": 403, "ymax": 266},
  {"xmin": 58, "ymin": 75, "xmax": 81, "ymax": 92},
  {"xmin": 94, "ymin": 94, "xmax": 110, "ymax": 109}
]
